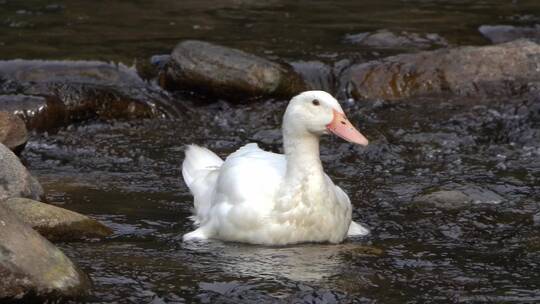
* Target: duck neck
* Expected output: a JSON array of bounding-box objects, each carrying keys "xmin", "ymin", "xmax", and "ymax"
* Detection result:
[{"xmin": 283, "ymin": 129, "xmax": 325, "ymax": 184}]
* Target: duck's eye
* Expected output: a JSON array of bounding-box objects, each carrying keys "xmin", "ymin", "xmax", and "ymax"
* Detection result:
[{"xmin": 312, "ymin": 99, "xmax": 320, "ymax": 106}]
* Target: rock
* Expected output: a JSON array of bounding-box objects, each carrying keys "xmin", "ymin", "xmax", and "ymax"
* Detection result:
[
  {"xmin": 0, "ymin": 94, "xmax": 67, "ymax": 131},
  {"xmin": 0, "ymin": 60, "xmax": 143, "ymax": 87},
  {"xmin": 1, "ymin": 198, "xmax": 112, "ymax": 241},
  {"xmin": 161, "ymin": 40, "xmax": 306, "ymax": 100},
  {"xmin": 401, "ymin": 131, "xmax": 475, "ymax": 147},
  {"xmin": 0, "ymin": 111, "xmax": 28, "ymax": 154},
  {"xmin": 339, "ymin": 40, "xmax": 540, "ymax": 101},
  {"xmin": 340, "ymin": 244, "xmax": 384, "ymax": 257},
  {"xmin": 413, "ymin": 185, "xmax": 504, "ymax": 210},
  {"xmin": 479, "ymin": 25, "xmax": 540, "ymax": 44},
  {"xmin": 459, "ymin": 185, "xmax": 504, "ymax": 204},
  {"xmin": 0, "ymin": 143, "xmax": 43, "ymax": 202},
  {"xmin": 345, "ymin": 29, "xmax": 448, "ymax": 50},
  {"xmin": 0, "ymin": 60, "xmax": 181, "ymax": 131},
  {"xmin": 413, "ymin": 190, "xmax": 472, "ymax": 210},
  {"xmin": 0, "ymin": 204, "xmax": 90, "ymax": 301}
]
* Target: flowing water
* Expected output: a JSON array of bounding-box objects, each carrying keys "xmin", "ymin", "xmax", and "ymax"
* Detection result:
[
  {"xmin": 2, "ymin": 0, "xmax": 540, "ymax": 62},
  {"xmin": 3, "ymin": 0, "xmax": 540, "ymax": 303}
]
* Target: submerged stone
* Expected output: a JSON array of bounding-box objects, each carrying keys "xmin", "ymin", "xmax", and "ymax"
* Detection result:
[
  {"xmin": 1, "ymin": 198, "xmax": 112, "ymax": 241},
  {"xmin": 479, "ymin": 24, "xmax": 540, "ymax": 44},
  {"xmin": 161, "ymin": 40, "xmax": 306, "ymax": 100},
  {"xmin": 345, "ymin": 29, "xmax": 448, "ymax": 50},
  {"xmin": 0, "ymin": 111, "xmax": 27, "ymax": 154},
  {"xmin": 339, "ymin": 40, "xmax": 540, "ymax": 100},
  {"xmin": 0, "ymin": 205, "xmax": 90, "ymax": 301},
  {"xmin": 413, "ymin": 190, "xmax": 472, "ymax": 210},
  {"xmin": 413, "ymin": 185, "xmax": 504, "ymax": 210},
  {"xmin": 0, "ymin": 143, "xmax": 43, "ymax": 202}
]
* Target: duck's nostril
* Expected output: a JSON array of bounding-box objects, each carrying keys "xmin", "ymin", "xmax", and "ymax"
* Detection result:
[{"xmin": 341, "ymin": 121, "xmax": 346, "ymax": 125}]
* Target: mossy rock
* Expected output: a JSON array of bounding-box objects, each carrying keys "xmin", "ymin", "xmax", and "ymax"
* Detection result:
[
  {"xmin": 2, "ymin": 198, "xmax": 112, "ymax": 242},
  {"xmin": 0, "ymin": 205, "xmax": 91, "ymax": 301}
]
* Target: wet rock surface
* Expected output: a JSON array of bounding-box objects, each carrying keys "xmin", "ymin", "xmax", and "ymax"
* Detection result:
[
  {"xmin": 479, "ymin": 24, "xmax": 540, "ymax": 44},
  {"xmin": 413, "ymin": 185, "xmax": 504, "ymax": 210},
  {"xmin": 0, "ymin": 204, "xmax": 91, "ymax": 301},
  {"xmin": 413, "ymin": 190, "xmax": 471, "ymax": 210},
  {"xmin": 339, "ymin": 39, "xmax": 540, "ymax": 100},
  {"xmin": 345, "ymin": 29, "xmax": 448, "ymax": 50},
  {"xmin": 0, "ymin": 94, "xmax": 67, "ymax": 131},
  {"xmin": 0, "ymin": 143, "xmax": 43, "ymax": 202},
  {"xmin": 0, "ymin": 60, "xmax": 183, "ymax": 130},
  {"xmin": 0, "ymin": 111, "xmax": 27, "ymax": 154},
  {"xmin": 161, "ymin": 40, "xmax": 306, "ymax": 100},
  {"xmin": 1, "ymin": 197, "xmax": 112, "ymax": 241}
]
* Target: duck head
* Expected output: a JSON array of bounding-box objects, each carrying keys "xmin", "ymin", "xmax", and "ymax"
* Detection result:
[{"xmin": 283, "ymin": 91, "xmax": 368, "ymax": 146}]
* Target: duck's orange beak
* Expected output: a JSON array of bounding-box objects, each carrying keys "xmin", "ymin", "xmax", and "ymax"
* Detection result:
[{"xmin": 326, "ymin": 109, "xmax": 369, "ymax": 146}]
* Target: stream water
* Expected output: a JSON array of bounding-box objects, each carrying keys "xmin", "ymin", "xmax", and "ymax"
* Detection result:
[
  {"xmin": 2, "ymin": 0, "xmax": 540, "ymax": 62},
  {"xmin": 2, "ymin": 0, "xmax": 540, "ymax": 303},
  {"xmin": 21, "ymin": 96, "xmax": 540, "ymax": 303}
]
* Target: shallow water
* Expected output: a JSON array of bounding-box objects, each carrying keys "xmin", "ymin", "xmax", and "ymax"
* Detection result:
[
  {"xmin": 22, "ymin": 96, "xmax": 540, "ymax": 303},
  {"xmin": 4, "ymin": 0, "xmax": 540, "ymax": 303}
]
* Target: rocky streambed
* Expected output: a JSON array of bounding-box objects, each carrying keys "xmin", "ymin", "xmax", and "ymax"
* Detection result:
[
  {"xmin": 2, "ymin": 2, "xmax": 540, "ymax": 302},
  {"xmin": 12, "ymin": 92, "xmax": 540, "ymax": 303}
]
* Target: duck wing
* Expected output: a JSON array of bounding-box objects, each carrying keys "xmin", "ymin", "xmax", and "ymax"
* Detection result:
[{"xmin": 215, "ymin": 143, "xmax": 286, "ymax": 212}]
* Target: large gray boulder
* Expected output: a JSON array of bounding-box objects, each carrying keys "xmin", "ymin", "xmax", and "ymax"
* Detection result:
[
  {"xmin": 339, "ymin": 39, "xmax": 540, "ymax": 100},
  {"xmin": 0, "ymin": 111, "xmax": 28, "ymax": 154},
  {"xmin": 1, "ymin": 198, "xmax": 112, "ymax": 241},
  {"xmin": 0, "ymin": 143, "xmax": 43, "ymax": 201},
  {"xmin": 0, "ymin": 205, "xmax": 90, "ymax": 301},
  {"xmin": 161, "ymin": 40, "xmax": 306, "ymax": 100}
]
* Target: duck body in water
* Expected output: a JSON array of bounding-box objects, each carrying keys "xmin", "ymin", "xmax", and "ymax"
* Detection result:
[{"xmin": 182, "ymin": 91, "xmax": 369, "ymax": 245}]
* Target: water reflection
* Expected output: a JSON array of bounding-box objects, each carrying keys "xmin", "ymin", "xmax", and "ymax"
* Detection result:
[{"xmin": 182, "ymin": 240, "xmax": 380, "ymax": 282}]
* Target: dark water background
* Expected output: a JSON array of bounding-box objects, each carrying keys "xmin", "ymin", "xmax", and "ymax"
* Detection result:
[
  {"xmin": 2, "ymin": 0, "xmax": 540, "ymax": 303},
  {"xmin": 3, "ymin": 0, "xmax": 540, "ymax": 62}
]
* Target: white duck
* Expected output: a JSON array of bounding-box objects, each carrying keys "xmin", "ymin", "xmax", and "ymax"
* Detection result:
[{"xmin": 182, "ymin": 91, "xmax": 369, "ymax": 245}]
